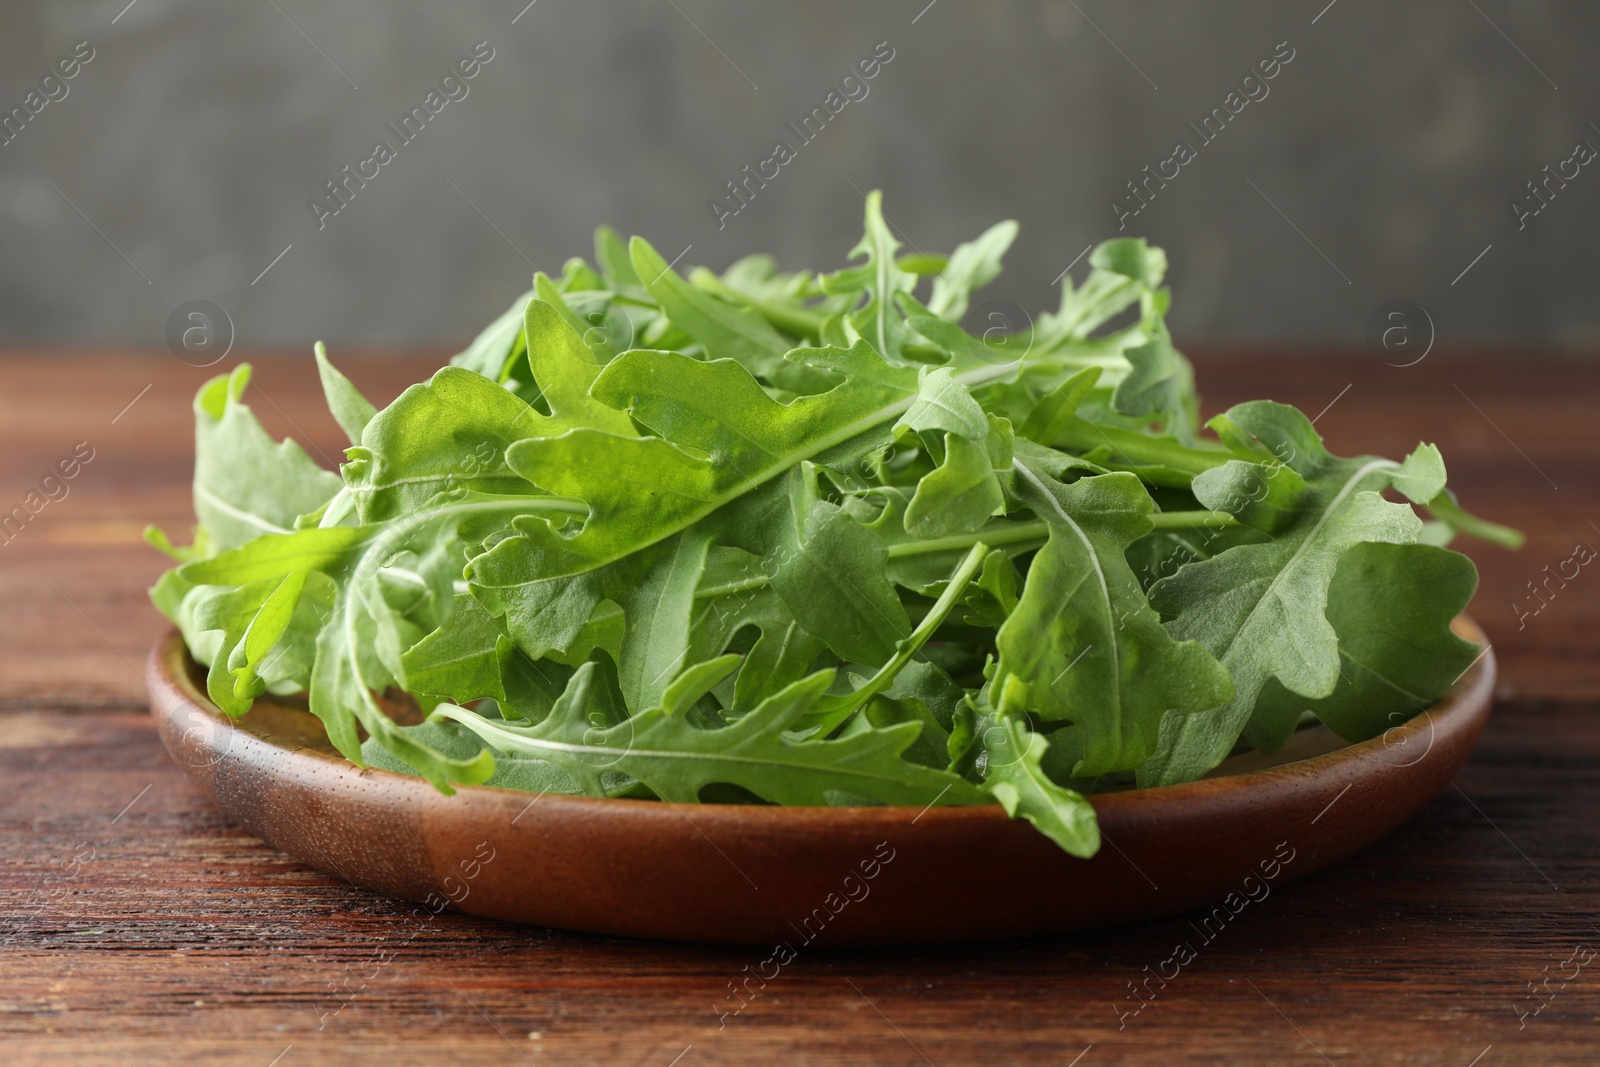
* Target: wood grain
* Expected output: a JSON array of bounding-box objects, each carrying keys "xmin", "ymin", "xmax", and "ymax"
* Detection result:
[{"xmin": 1, "ymin": 350, "xmax": 1596, "ymax": 1064}]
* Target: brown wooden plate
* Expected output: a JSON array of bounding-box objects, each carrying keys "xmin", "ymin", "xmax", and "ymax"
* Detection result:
[{"xmin": 147, "ymin": 620, "xmax": 1494, "ymax": 946}]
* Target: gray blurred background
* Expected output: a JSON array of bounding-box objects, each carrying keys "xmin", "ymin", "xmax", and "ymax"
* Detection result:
[{"xmin": 2, "ymin": 0, "xmax": 1597, "ymax": 350}]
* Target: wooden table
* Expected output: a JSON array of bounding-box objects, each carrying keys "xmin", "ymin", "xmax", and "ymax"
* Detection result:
[{"xmin": 2, "ymin": 350, "xmax": 1596, "ymax": 1065}]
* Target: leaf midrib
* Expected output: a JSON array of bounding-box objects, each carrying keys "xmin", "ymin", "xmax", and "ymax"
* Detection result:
[
  {"xmin": 195, "ymin": 484, "xmax": 293, "ymax": 535},
  {"xmin": 1217, "ymin": 458, "xmax": 1400, "ymax": 668},
  {"xmin": 444, "ymin": 709, "xmax": 955, "ymax": 792},
  {"xmin": 1333, "ymin": 645, "xmax": 1431, "ymax": 705},
  {"xmin": 1012, "ymin": 460, "xmax": 1121, "ymax": 709},
  {"xmin": 481, "ymin": 361, "xmax": 1018, "ymax": 591}
]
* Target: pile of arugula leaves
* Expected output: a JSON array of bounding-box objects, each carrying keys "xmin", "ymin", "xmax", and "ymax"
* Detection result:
[{"xmin": 148, "ymin": 193, "xmax": 1519, "ymax": 858}]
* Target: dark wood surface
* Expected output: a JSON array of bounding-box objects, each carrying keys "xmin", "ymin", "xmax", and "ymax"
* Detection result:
[{"xmin": 2, "ymin": 349, "xmax": 1596, "ymax": 1065}]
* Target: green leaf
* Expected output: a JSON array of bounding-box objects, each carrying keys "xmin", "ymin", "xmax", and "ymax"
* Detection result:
[
  {"xmin": 352, "ymin": 302, "xmax": 637, "ymax": 527},
  {"xmin": 1390, "ymin": 442, "xmax": 1448, "ymax": 505},
  {"xmin": 895, "ymin": 366, "xmax": 989, "ymax": 439},
  {"xmin": 177, "ymin": 526, "xmax": 368, "ymax": 586},
  {"xmin": 894, "ymin": 369, "xmax": 1014, "ymax": 538},
  {"xmin": 994, "ymin": 463, "xmax": 1234, "ymax": 776},
  {"xmin": 595, "ymin": 225, "xmax": 645, "ymax": 296},
  {"xmin": 903, "ymin": 312, "xmax": 1010, "ymax": 368},
  {"xmin": 190, "ymin": 577, "xmax": 281, "ymax": 716},
  {"xmin": 344, "ymin": 368, "xmax": 544, "ymax": 523},
  {"xmin": 191, "ymin": 365, "xmax": 343, "ymax": 552},
  {"xmin": 630, "ymin": 236, "xmax": 792, "ymax": 377},
  {"xmin": 1125, "ymin": 521, "xmax": 1271, "ymax": 593},
  {"xmin": 309, "ymin": 498, "xmax": 548, "ymax": 791},
  {"xmin": 1111, "ymin": 319, "xmax": 1192, "ymax": 430},
  {"xmin": 1019, "ymin": 366, "xmax": 1104, "ymax": 444},
  {"xmin": 904, "ymin": 415, "xmax": 1013, "ymax": 538},
  {"xmin": 898, "ymin": 253, "xmax": 946, "ymax": 276},
  {"xmin": 471, "ymin": 342, "xmax": 981, "ymax": 649},
  {"xmin": 822, "ymin": 190, "xmax": 919, "ymax": 363},
  {"xmin": 696, "ymin": 255, "xmax": 827, "ymax": 341},
  {"xmin": 228, "ymin": 571, "xmax": 309, "ymax": 697},
  {"xmin": 978, "ymin": 715, "xmax": 1100, "ymax": 858},
  {"xmin": 450, "ymin": 289, "xmax": 533, "ymax": 380},
  {"xmin": 609, "ymin": 530, "xmax": 715, "ymax": 713},
  {"xmin": 362, "ymin": 718, "xmax": 590, "ymax": 796},
  {"xmin": 558, "ymin": 255, "xmax": 605, "ymax": 292},
  {"xmin": 1140, "ymin": 402, "xmax": 1435, "ymax": 786},
  {"xmin": 436, "ymin": 663, "xmax": 985, "ymax": 807},
  {"xmin": 766, "ymin": 467, "xmax": 910, "ymax": 667},
  {"xmin": 685, "ymin": 546, "xmax": 827, "ymax": 712},
  {"xmin": 660, "ymin": 653, "xmax": 743, "ymax": 717},
  {"xmin": 1034, "ymin": 238, "xmax": 1167, "ymax": 346},
  {"xmin": 1247, "ymin": 542, "xmax": 1479, "ymax": 748},
  {"xmin": 519, "ymin": 298, "xmax": 639, "ymax": 437},
  {"xmin": 313, "ymin": 343, "xmax": 377, "ymax": 446},
  {"xmin": 400, "ymin": 593, "xmax": 510, "ymax": 704},
  {"xmin": 1192, "ymin": 459, "xmax": 1308, "ymax": 535},
  {"xmin": 145, "ymin": 523, "xmax": 209, "ymax": 564},
  {"xmin": 533, "ymin": 272, "xmax": 633, "ymax": 367},
  {"xmin": 962, "ymin": 548, "xmax": 1021, "ymax": 628},
  {"xmin": 927, "ymin": 219, "xmax": 1019, "ymax": 322},
  {"xmin": 794, "ymin": 541, "xmax": 989, "ymax": 738}
]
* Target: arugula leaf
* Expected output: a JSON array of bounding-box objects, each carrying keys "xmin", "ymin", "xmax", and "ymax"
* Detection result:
[
  {"xmin": 609, "ymin": 531, "xmax": 714, "ymax": 714},
  {"xmin": 436, "ymin": 663, "xmax": 984, "ymax": 807},
  {"xmin": 976, "ymin": 715, "xmax": 1100, "ymax": 858},
  {"xmin": 1019, "ymin": 366, "xmax": 1105, "ymax": 444},
  {"xmin": 893, "ymin": 367, "xmax": 1014, "ymax": 537},
  {"xmin": 685, "ymin": 546, "xmax": 827, "ymax": 712},
  {"xmin": 1110, "ymin": 316, "xmax": 1195, "ymax": 437},
  {"xmin": 961, "ymin": 548, "xmax": 1021, "ymax": 628},
  {"xmin": 178, "ymin": 526, "xmax": 368, "ymax": 586},
  {"xmin": 694, "ymin": 255, "xmax": 829, "ymax": 342},
  {"xmin": 1139, "ymin": 403, "xmax": 1446, "ymax": 786},
  {"xmin": 531, "ymin": 273, "xmax": 629, "ymax": 368},
  {"xmin": 1246, "ymin": 542, "xmax": 1479, "ymax": 747},
  {"xmin": 451, "ymin": 289, "xmax": 534, "ymax": 380},
  {"xmin": 823, "ymin": 190, "xmax": 919, "ymax": 363},
  {"xmin": 1425, "ymin": 488, "xmax": 1525, "ymax": 549},
  {"xmin": 766, "ymin": 466, "xmax": 910, "ymax": 667},
  {"xmin": 595, "ymin": 225, "xmax": 646, "ymax": 298},
  {"xmin": 926, "ymin": 219, "xmax": 1018, "ymax": 322},
  {"xmin": 1033, "ymin": 238, "xmax": 1166, "ymax": 348},
  {"xmin": 400, "ymin": 592, "xmax": 513, "ymax": 704},
  {"xmin": 362, "ymin": 718, "xmax": 592, "ymax": 796},
  {"xmin": 314, "ymin": 343, "xmax": 377, "ymax": 446},
  {"xmin": 630, "ymin": 236, "xmax": 793, "ymax": 378},
  {"xmin": 343, "ymin": 368, "xmax": 543, "ymax": 523},
  {"xmin": 469, "ymin": 343, "xmax": 1016, "ymax": 663},
  {"xmin": 994, "ymin": 463, "xmax": 1234, "ymax": 776},
  {"xmin": 189, "ymin": 576, "xmax": 290, "ymax": 716},
  {"xmin": 190, "ymin": 365, "xmax": 342, "ymax": 552}
]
